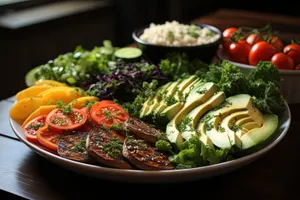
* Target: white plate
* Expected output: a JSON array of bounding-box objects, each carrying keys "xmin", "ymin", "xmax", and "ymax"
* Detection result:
[
  {"xmin": 10, "ymin": 102, "xmax": 291, "ymax": 183},
  {"xmin": 217, "ymin": 47, "xmax": 300, "ymax": 104}
]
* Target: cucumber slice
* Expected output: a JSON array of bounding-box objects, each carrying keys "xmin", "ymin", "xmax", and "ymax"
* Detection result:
[
  {"xmin": 25, "ymin": 66, "xmax": 41, "ymax": 87},
  {"xmin": 114, "ymin": 47, "xmax": 142, "ymax": 59}
]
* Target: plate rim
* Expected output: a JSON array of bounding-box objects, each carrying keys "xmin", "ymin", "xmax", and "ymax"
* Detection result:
[{"xmin": 9, "ymin": 102, "xmax": 291, "ymax": 181}]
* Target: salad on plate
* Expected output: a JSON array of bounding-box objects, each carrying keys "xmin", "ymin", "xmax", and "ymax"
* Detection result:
[{"xmin": 10, "ymin": 40, "xmax": 286, "ymax": 170}]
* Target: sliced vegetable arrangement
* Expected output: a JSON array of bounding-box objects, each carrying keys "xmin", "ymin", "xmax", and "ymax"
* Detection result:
[
  {"xmin": 11, "ymin": 39, "xmax": 286, "ymax": 170},
  {"xmin": 221, "ymin": 24, "xmax": 300, "ymax": 70}
]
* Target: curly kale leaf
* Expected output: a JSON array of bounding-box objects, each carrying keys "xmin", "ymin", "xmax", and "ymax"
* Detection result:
[
  {"xmin": 248, "ymin": 61, "xmax": 280, "ymax": 87},
  {"xmin": 252, "ymin": 81, "xmax": 285, "ymax": 116},
  {"xmin": 217, "ymin": 60, "xmax": 249, "ymax": 96},
  {"xmin": 158, "ymin": 52, "xmax": 209, "ymax": 81},
  {"xmin": 202, "ymin": 64, "xmax": 222, "ymax": 83}
]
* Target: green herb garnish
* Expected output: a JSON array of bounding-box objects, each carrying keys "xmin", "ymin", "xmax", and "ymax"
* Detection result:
[
  {"xmin": 73, "ymin": 140, "xmax": 86, "ymax": 153},
  {"xmin": 103, "ymin": 138, "xmax": 123, "ymax": 158}
]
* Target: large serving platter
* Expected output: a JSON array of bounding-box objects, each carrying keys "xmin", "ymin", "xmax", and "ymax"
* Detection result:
[{"xmin": 10, "ymin": 101, "xmax": 291, "ymax": 183}]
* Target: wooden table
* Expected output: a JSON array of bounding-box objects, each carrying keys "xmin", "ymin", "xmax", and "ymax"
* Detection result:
[{"xmin": 1, "ymin": 9, "xmax": 300, "ymax": 200}]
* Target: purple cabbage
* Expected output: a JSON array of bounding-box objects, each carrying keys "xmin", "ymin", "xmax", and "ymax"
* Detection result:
[{"xmin": 79, "ymin": 59, "xmax": 167, "ymax": 101}]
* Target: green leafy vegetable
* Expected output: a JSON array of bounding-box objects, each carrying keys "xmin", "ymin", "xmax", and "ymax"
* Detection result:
[
  {"xmin": 252, "ymin": 81, "xmax": 285, "ymax": 116},
  {"xmin": 201, "ymin": 145, "xmax": 230, "ymax": 165},
  {"xmin": 155, "ymin": 140, "xmax": 173, "ymax": 153},
  {"xmin": 29, "ymin": 40, "xmax": 116, "ymax": 86},
  {"xmin": 217, "ymin": 60, "xmax": 249, "ymax": 97},
  {"xmin": 248, "ymin": 61, "xmax": 280, "ymax": 87},
  {"xmin": 158, "ymin": 52, "xmax": 209, "ymax": 81}
]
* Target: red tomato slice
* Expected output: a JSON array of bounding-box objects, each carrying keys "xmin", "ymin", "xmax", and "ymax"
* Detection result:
[
  {"xmin": 80, "ymin": 107, "xmax": 91, "ymax": 120},
  {"xmin": 90, "ymin": 102, "xmax": 129, "ymax": 128},
  {"xmin": 36, "ymin": 125, "xmax": 59, "ymax": 151},
  {"xmin": 98, "ymin": 100, "xmax": 116, "ymax": 105},
  {"xmin": 23, "ymin": 115, "xmax": 47, "ymax": 143},
  {"xmin": 46, "ymin": 108, "xmax": 87, "ymax": 131}
]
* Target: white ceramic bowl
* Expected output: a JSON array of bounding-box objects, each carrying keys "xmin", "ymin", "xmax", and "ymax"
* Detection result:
[{"xmin": 217, "ymin": 47, "xmax": 300, "ymax": 104}]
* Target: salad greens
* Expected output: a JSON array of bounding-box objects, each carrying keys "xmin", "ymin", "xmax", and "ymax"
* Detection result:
[
  {"xmin": 27, "ymin": 40, "xmax": 116, "ymax": 86},
  {"xmin": 156, "ymin": 135, "xmax": 230, "ymax": 169},
  {"xmin": 158, "ymin": 52, "xmax": 209, "ymax": 81}
]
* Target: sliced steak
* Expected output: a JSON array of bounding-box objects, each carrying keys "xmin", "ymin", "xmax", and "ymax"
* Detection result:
[
  {"xmin": 122, "ymin": 136, "xmax": 174, "ymax": 170},
  {"xmin": 57, "ymin": 131, "xmax": 94, "ymax": 163},
  {"xmin": 124, "ymin": 118, "xmax": 167, "ymax": 143},
  {"xmin": 87, "ymin": 127, "xmax": 132, "ymax": 169}
]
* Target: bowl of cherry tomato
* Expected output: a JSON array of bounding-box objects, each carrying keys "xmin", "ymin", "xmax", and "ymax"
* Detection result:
[{"xmin": 217, "ymin": 24, "xmax": 300, "ymax": 104}]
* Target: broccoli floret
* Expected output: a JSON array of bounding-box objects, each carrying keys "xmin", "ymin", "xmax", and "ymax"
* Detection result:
[
  {"xmin": 248, "ymin": 61, "xmax": 280, "ymax": 87},
  {"xmin": 155, "ymin": 140, "xmax": 173, "ymax": 153}
]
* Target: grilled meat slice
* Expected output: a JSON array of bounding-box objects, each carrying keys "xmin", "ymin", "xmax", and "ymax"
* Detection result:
[
  {"xmin": 122, "ymin": 136, "xmax": 174, "ymax": 170},
  {"xmin": 87, "ymin": 127, "xmax": 132, "ymax": 169},
  {"xmin": 57, "ymin": 131, "xmax": 94, "ymax": 163},
  {"xmin": 124, "ymin": 118, "xmax": 167, "ymax": 143}
]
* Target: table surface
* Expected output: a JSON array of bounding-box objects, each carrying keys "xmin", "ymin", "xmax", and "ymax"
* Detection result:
[{"xmin": 1, "ymin": 8, "xmax": 300, "ymax": 200}]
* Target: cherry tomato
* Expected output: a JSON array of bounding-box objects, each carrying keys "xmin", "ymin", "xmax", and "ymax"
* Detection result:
[
  {"xmin": 270, "ymin": 36, "xmax": 284, "ymax": 51},
  {"xmin": 223, "ymin": 27, "xmax": 238, "ymax": 39},
  {"xmin": 46, "ymin": 108, "xmax": 87, "ymax": 131},
  {"xmin": 90, "ymin": 102, "xmax": 129, "ymax": 128},
  {"xmin": 271, "ymin": 52, "xmax": 294, "ymax": 70},
  {"xmin": 222, "ymin": 27, "xmax": 238, "ymax": 51},
  {"xmin": 249, "ymin": 41, "xmax": 276, "ymax": 66},
  {"xmin": 246, "ymin": 33, "xmax": 261, "ymax": 46},
  {"xmin": 23, "ymin": 115, "xmax": 47, "ymax": 143},
  {"xmin": 36, "ymin": 125, "xmax": 58, "ymax": 151},
  {"xmin": 228, "ymin": 40, "xmax": 251, "ymax": 64},
  {"xmin": 283, "ymin": 44, "xmax": 300, "ymax": 66}
]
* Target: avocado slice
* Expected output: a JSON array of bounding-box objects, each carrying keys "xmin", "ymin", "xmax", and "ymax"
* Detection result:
[
  {"xmin": 158, "ymin": 75, "xmax": 199, "ymax": 121},
  {"xmin": 238, "ymin": 114, "xmax": 278, "ymax": 150},
  {"xmin": 241, "ymin": 121, "xmax": 260, "ymax": 131},
  {"xmin": 140, "ymin": 82, "xmax": 171, "ymax": 118},
  {"xmin": 202, "ymin": 94, "xmax": 257, "ymax": 149},
  {"xmin": 235, "ymin": 116, "xmax": 254, "ymax": 126},
  {"xmin": 218, "ymin": 108, "xmax": 263, "ymax": 148},
  {"xmin": 197, "ymin": 122, "xmax": 215, "ymax": 149},
  {"xmin": 181, "ymin": 91, "xmax": 226, "ymax": 141},
  {"xmin": 166, "ymin": 82, "xmax": 218, "ymax": 148},
  {"xmin": 152, "ymin": 79, "xmax": 182, "ymax": 115}
]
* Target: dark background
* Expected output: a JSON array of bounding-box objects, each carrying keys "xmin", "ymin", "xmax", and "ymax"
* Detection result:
[{"xmin": 0, "ymin": 0, "xmax": 299, "ymax": 100}]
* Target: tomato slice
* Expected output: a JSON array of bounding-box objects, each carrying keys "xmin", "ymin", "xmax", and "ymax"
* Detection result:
[
  {"xmin": 98, "ymin": 100, "xmax": 116, "ymax": 105},
  {"xmin": 36, "ymin": 125, "xmax": 59, "ymax": 151},
  {"xmin": 90, "ymin": 102, "xmax": 129, "ymax": 128},
  {"xmin": 23, "ymin": 115, "xmax": 47, "ymax": 143},
  {"xmin": 46, "ymin": 108, "xmax": 87, "ymax": 131}
]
